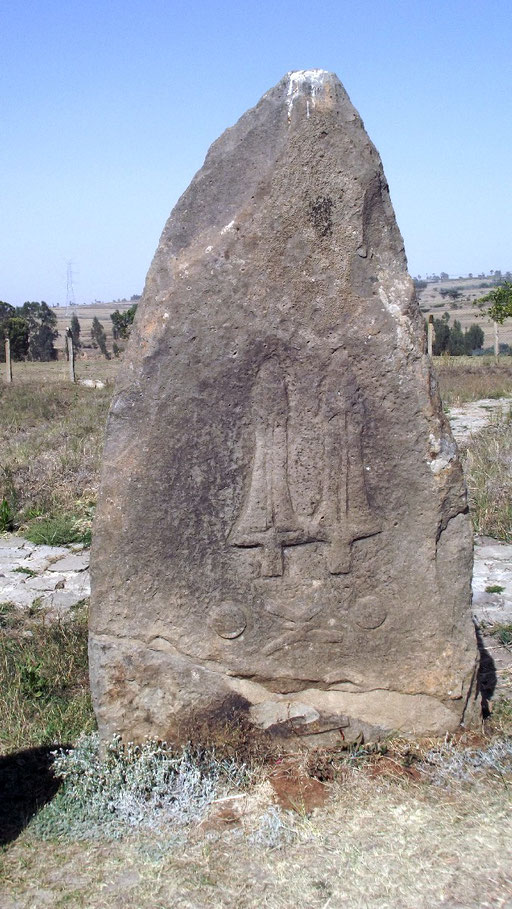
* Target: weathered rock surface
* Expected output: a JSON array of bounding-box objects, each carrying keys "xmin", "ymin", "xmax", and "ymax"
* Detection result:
[{"xmin": 90, "ymin": 70, "xmax": 479, "ymax": 746}]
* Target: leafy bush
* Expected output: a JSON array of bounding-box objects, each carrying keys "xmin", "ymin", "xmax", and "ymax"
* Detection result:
[
  {"xmin": 110, "ymin": 304, "xmax": 137, "ymax": 340},
  {"xmin": 248, "ymin": 805, "xmax": 295, "ymax": 848},
  {"xmin": 0, "ymin": 497, "xmax": 14, "ymax": 532},
  {"xmin": 490, "ymin": 624, "xmax": 512, "ymax": 647}
]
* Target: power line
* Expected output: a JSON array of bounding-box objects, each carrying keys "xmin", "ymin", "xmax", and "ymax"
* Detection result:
[{"xmin": 66, "ymin": 260, "xmax": 76, "ymax": 308}]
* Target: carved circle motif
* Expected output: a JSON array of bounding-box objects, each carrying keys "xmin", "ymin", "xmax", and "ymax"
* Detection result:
[
  {"xmin": 355, "ymin": 596, "xmax": 387, "ymax": 630},
  {"xmin": 210, "ymin": 602, "xmax": 247, "ymax": 640}
]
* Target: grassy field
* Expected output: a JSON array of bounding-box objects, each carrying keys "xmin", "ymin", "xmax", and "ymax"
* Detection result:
[
  {"xmin": 1, "ymin": 357, "xmax": 512, "ymax": 907},
  {"xmin": 2, "ymin": 753, "xmax": 512, "ymax": 908},
  {"xmin": 2, "ymin": 357, "xmax": 120, "ymax": 386},
  {"xmin": 0, "ymin": 379, "xmax": 111, "ymax": 536},
  {"xmin": 435, "ymin": 355, "xmax": 512, "ymax": 405}
]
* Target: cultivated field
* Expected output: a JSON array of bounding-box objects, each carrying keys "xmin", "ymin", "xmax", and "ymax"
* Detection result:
[{"xmin": 51, "ymin": 300, "xmax": 136, "ymax": 353}]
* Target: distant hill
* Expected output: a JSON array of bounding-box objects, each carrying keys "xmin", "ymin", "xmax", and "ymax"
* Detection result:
[
  {"xmin": 51, "ymin": 278, "xmax": 512, "ymax": 356},
  {"xmin": 51, "ymin": 300, "xmax": 137, "ymax": 352},
  {"xmin": 416, "ymin": 277, "xmax": 512, "ymax": 350}
]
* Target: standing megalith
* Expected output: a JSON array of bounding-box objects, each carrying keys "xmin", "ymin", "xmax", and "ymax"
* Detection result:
[{"xmin": 90, "ymin": 70, "xmax": 479, "ymax": 746}]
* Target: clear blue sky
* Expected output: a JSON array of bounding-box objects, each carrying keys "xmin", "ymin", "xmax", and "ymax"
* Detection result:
[{"xmin": 1, "ymin": 0, "xmax": 511, "ymax": 306}]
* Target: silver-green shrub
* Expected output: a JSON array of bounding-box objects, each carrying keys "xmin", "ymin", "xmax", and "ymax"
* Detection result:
[
  {"xmin": 420, "ymin": 737, "xmax": 512, "ymax": 786},
  {"xmin": 33, "ymin": 733, "xmax": 249, "ymax": 840}
]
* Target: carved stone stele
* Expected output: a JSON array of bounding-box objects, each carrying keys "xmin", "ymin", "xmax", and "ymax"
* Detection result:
[{"xmin": 90, "ymin": 71, "xmax": 479, "ymax": 747}]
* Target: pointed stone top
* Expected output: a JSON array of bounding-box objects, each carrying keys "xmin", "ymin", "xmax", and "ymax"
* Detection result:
[
  {"xmin": 286, "ymin": 68, "xmax": 331, "ymax": 80},
  {"xmin": 282, "ymin": 70, "xmax": 344, "ymax": 120}
]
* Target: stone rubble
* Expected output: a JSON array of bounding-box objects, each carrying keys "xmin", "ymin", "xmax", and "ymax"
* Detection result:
[{"xmin": 472, "ymin": 536, "xmax": 512, "ymax": 626}]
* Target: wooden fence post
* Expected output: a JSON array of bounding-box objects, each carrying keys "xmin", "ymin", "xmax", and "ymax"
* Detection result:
[
  {"xmin": 66, "ymin": 331, "xmax": 76, "ymax": 383},
  {"xmin": 427, "ymin": 315, "xmax": 434, "ymax": 358},
  {"xmin": 4, "ymin": 338, "xmax": 12, "ymax": 384}
]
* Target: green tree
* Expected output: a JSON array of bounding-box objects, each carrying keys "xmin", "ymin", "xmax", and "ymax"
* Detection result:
[
  {"xmin": 440, "ymin": 288, "xmax": 462, "ymax": 300},
  {"xmin": 4, "ymin": 317, "xmax": 30, "ymax": 360},
  {"xmin": 20, "ymin": 302, "xmax": 58, "ymax": 361},
  {"xmin": 91, "ymin": 317, "xmax": 110, "ymax": 359},
  {"xmin": 0, "ymin": 303, "xmax": 16, "ymax": 361},
  {"xmin": 432, "ymin": 317, "xmax": 450, "ymax": 355},
  {"xmin": 36, "ymin": 323, "xmax": 59, "ymax": 361},
  {"xmin": 464, "ymin": 323, "xmax": 484, "ymax": 354},
  {"xmin": 476, "ymin": 281, "xmax": 512, "ymax": 324},
  {"xmin": 448, "ymin": 320, "xmax": 465, "ymax": 356},
  {"xmin": 0, "ymin": 301, "xmax": 15, "ymax": 322},
  {"xmin": 110, "ymin": 304, "xmax": 137, "ymax": 340},
  {"xmin": 70, "ymin": 313, "xmax": 81, "ymax": 350}
]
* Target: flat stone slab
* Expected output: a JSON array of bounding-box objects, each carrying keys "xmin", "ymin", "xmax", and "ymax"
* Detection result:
[
  {"xmin": 27, "ymin": 545, "xmax": 70, "ymax": 561},
  {"xmin": 0, "ymin": 534, "xmax": 35, "ymax": 550},
  {"xmin": 0, "ymin": 586, "xmax": 39, "ymax": 608},
  {"xmin": 42, "ymin": 590, "xmax": 86, "ymax": 611},
  {"xmin": 449, "ymin": 397, "xmax": 512, "ymax": 444},
  {"xmin": 24, "ymin": 575, "xmax": 67, "ymax": 592},
  {"xmin": 473, "ymin": 535, "xmax": 512, "ymax": 627},
  {"xmin": 48, "ymin": 553, "xmax": 90, "ymax": 572},
  {"xmin": 0, "ymin": 534, "xmax": 91, "ymax": 614},
  {"xmin": 62, "ymin": 573, "xmax": 91, "ymax": 597},
  {"xmin": 0, "ymin": 548, "xmax": 29, "ymax": 563}
]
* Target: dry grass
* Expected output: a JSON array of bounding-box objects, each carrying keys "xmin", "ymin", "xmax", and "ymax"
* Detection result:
[
  {"xmin": 1, "ymin": 764, "xmax": 512, "ymax": 908},
  {"xmin": 0, "ymin": 604, "xmax": 94, "ymax": 754},
  {"xmin": 2, "ymin": 357, "xmax": 121, "ymax": 385},
  {"xmin": 434, "ymin": 356, "xmax": 512, "ymax": 405},
  {"xmin": 463, "ymin": 414, "xmax": 512, "ymax": 541},
  {"xmin": 0, "ymin": 380, "xmax": 112, "ymax": 530}
]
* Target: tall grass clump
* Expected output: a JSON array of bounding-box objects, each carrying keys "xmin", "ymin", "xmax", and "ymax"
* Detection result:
[
  {"xmin": 24, "ymin": 513, "xmax": 92, "ymax": 546},
  {"xmin": 0, "ymin": 381, "xmax": 111, "ymax": 530},
  {"xmin": 434, "ymin": 358, "xmax": 512, "ymax": 406},
  {"xmin": 463, "ymin": 415, "xmax": 512, "ymax": 541},
  {"xmin": 33, "ymin": 734, "xmax": 249, "ymax": 841},
  {"xmin": 0, "ymin": 605, "xmax": 94, "ymax": 753}
]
